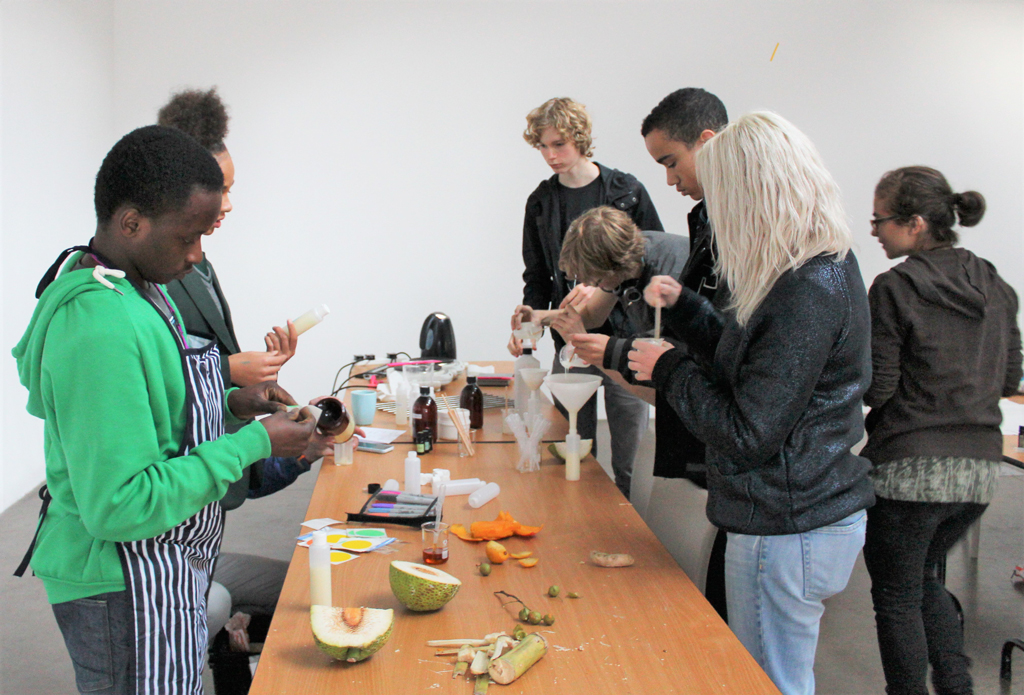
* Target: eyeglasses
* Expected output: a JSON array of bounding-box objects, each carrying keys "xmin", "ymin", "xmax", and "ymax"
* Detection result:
[{"xmin": 870, "ymin": 215, "xmax": 901, "ymax": 230}]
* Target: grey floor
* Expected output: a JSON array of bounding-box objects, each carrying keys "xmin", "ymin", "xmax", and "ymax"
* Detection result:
[{"xmin": 2, "ymin": 423, "xmax": 1023, "ymax": 694}]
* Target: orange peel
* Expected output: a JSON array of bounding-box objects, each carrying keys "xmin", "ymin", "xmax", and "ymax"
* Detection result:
[
  {"xmin": 509, "ymin": 551, "xmax": 533, "ymax": 559},
  {"xmin": 450, "ymin": 524, "xmax": 485, "ymax": 542},
  {"xmin": 452, "ymin": 511, "xmax": 544, "ymax": 542},
  {"xmin": 518, "ymin": 558, "xmax": 539, "ymax": 568}
]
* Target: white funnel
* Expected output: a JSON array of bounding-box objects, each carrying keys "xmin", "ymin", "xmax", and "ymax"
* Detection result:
[
  {"xmin": 544, "ymin": 373, "xmax": 601, "ymax": 412},
  {"xmin": 518, "ymin": 368, "xmax": 548, "ymax": 391},
  {"xmin": 544, "ymin": 373, "xmax": 601, "ymax": 437}
]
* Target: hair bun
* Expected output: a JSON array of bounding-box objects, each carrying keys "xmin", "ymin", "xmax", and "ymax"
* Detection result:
[{"xmin": 955, "ymin": 190, "xmax": 986, "ymax": 228}]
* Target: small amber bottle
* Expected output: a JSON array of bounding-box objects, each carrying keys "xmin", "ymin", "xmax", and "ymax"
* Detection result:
[
  {"xmin": 460, "ymin": 376, "xmax": 484, "ymax": 429},
  {"xmin": 412, "ymin": 386, "xmax": 437, "ymax": 443}
]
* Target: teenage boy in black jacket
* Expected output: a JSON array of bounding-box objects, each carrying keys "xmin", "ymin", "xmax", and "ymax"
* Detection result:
[{"xmin": 509, "ymin": 97, "xmax": 661, "ymax": 498}]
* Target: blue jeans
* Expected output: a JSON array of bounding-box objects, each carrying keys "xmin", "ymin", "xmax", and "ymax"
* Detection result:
[
  {"xmin": 726, "ymin": 510, "xmax": 867, "ymax": 695},
  {"xmin": 51, "ymin": 590, "xmax": 135, "ymax": 694},
  {"xmin": 551, "ymin": 357, "xmax": 649, "ymax": 498}
]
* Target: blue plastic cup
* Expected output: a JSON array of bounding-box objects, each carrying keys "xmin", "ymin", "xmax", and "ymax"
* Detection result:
[{"xmin": 351, "ymin": 389, "xmax": 378, "ymax": 426}]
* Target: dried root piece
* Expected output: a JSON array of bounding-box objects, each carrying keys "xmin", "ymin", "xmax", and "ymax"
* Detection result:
[{"xmin": 589, "ymin": 551, "xmax": 635, "ymax": 568}]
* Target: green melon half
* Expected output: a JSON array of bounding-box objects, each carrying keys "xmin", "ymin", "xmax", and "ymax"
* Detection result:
[
  {"xmin": 311, "ymin": 606, "xmax": 394, "ymax": 662},
  {"xmin": 548, "ymin": 439, "xmax": 593, "ymax": 460},
  {"xmin": 389, "ymin": 560, "xmax": 462, "ymax": 612}
]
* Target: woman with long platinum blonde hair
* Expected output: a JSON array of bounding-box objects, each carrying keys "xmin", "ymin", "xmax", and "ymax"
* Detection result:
[
  {"xmin": 701, "ymin": 111, "xmax": 852, "ymax": 326},
  {"xmin": 629, "ymin": 111, "xmax": 875, "ymax": 695}
]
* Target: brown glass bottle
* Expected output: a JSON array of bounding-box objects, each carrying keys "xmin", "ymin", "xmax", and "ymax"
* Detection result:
[
  {"xmin": 315, "ymin": 397, "xmax": 348, "ymax": 434},
  {"xmin": 412, "ymin": 386, "xmax": 437, "ymax": 443},
  {"xmin": 310, "ymin": 396, "xmax": 354, "ymax": 441},
  {"xmin": 460, "ymin": 376, "xmax": 484, "ymax": 429}
]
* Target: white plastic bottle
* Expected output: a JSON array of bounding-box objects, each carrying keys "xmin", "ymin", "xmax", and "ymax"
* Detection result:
[
  {"xmin": 309, "ymin": 529, "xmax": 332, "ymax": 606},
  {"xmin": 394, "ymin": 382, "xmax": 409, "ymax": 426},
  {"xmin": 468, "ymin": 482, "xmax": 500, "ymax": 508},
  {"xmin": 404, "ymin": 452, "xmax": 421, "ymax": 494},
  {"xmin": 292, "ymin": 304, "xmax": 330, "ymax": 335},
  {"xmin": 514, "ymin": 347, "xmax": 540, "ymax": 418}
]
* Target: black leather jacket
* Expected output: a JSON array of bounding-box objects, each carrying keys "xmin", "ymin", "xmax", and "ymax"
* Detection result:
[
  {"xmin": 651, "ymin": 252, "xmax": 875, "ymax": 535},
  {"xmin": 521, "ymin": 162, "xmax": 662, "ymax": 313}
]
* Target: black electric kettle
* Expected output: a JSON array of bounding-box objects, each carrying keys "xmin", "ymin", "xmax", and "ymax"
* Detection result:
[{"xmin": 419, "ymin": 312, "xmax": 457, "ymax": 360}]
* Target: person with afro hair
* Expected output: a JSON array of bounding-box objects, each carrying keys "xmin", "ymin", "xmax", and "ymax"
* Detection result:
[{"xmin": 158, "ymin": 88, "xmax": 335, "ymax": 656}]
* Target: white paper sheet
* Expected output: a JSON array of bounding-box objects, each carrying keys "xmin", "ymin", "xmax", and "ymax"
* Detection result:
[
  {"xmin": 300, "ymin": 517, "xmax": 346, "ymax": 530},
  {"xmin": 357, "ymin": 427, "xmax": 405, "ymax": 444}
]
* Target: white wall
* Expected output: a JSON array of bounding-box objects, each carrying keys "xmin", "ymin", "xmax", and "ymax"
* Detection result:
[
  {"xmin": 2, "ymin": 0, "xmax": 1022, "ymax": 513},
  {"xmin": 1, "ymin": 1, "xmax": 115, "ymax": 511}
]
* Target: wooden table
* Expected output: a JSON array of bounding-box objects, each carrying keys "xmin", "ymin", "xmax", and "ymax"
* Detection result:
[
  {"xmin": 341, "ymin": 361, "xmax": 569, "ymax": 445},
  {"xmin": 251, "ymin": 368, "xmax": 779, "ymax": 695}
]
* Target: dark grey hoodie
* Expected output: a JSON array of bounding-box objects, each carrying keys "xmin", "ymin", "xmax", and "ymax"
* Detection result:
[{"xmin": 862, "ymin": 247, "xmax": 1022, "ymax": 464}]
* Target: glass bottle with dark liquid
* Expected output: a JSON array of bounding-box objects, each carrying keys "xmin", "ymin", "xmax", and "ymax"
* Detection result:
[
  {"xmin": 412, "ymin": 386, "xmax": 437, "ymax": 444},
  {"xmin": 459, "ymin": 376, "xmax": 484, "ymax": 429}
]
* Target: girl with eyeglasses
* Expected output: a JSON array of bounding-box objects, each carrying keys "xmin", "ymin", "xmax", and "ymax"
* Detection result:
[{"xmin": 862, "ymin": 166, "xmax": 1022, "ymax": 695}]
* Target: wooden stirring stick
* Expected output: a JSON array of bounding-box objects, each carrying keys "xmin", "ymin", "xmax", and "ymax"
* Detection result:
[{"xmin": 438, "ymin": 387, "xmax": 475, "ymax": 456}]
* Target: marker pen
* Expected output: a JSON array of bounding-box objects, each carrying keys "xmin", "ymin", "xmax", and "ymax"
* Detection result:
[
  {"xmin": 369, "ymin": 505, "xmax": 430, "ymax": 513},
  {"xmin": 375, "ymin": 492, "xmax": 438, "ymax": 504}
]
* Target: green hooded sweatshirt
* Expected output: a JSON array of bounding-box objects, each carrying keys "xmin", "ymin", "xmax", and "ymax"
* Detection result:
[{"xmin": 12, "ymin": 256, "xmax": 271, "ymax": 604}]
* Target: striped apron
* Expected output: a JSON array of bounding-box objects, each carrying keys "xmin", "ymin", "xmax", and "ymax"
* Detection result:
[{"xmin": 116, "ymin": 333, "xmax": 227, "ymax": 695}]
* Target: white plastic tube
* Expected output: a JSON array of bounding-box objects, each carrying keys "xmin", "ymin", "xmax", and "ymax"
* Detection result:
[
  {"xmin": 468, "ymin": 482, "xmax": 500, "ymax": 508},
  {"xmin": 292, "ymin": 304, "xmax": 330, "ymax": 335},
  {"xmin": 442, "ymin": 478, "xmax": 485, "ymax": 496},
  {"xmin": 309, "ymin": 530, "xmax": 332, "ymax": 606}
]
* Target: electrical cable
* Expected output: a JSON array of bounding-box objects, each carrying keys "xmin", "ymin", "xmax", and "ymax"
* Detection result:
[{"xmin": 330, "ymin": 361, "xmax": 359, "ymax": 396}]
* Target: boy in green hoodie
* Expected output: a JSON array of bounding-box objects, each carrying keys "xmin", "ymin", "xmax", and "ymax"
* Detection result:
[{"xmin": 13, "ymin": 125, "xmax": 316, "ymax": 695}]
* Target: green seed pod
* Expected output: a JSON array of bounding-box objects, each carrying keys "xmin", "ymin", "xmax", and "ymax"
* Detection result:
[
  {"xmin": 519, "ymin": 607, "xmax": 531, "ymax": 622},
  {"xmin": 548, "ymin": 585, "xmax": 560, "ymax": 597},
  {"xmin": 479, "ymin": 562, "xmax": 492, "ymax": 576},
  {"xmin": 567, "ymin": 592, "xmax": 580, "ymax": 599},
  {"xmin": 542, "ymin": 614, "xmax": 555, "ymax": 626},
  {"xmin": 512, "ymin": 625, "xmax": 527, "ymax": 641},
  {"xmin": 528, "ymin": 611, "xmax": 542, "ymax": 625}
]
